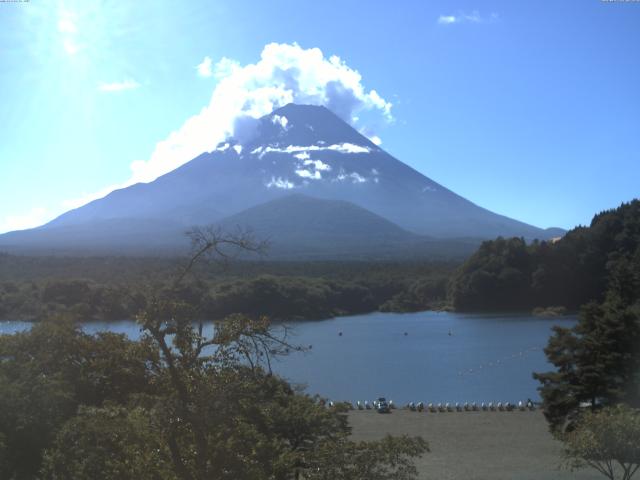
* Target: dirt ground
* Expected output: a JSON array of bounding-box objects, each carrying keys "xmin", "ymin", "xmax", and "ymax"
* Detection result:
[{"xmin": 348, "ymin": 409, "xmax": 603, "ymax": 480}]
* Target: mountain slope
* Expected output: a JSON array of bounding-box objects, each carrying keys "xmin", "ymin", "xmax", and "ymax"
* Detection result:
[
  {"xmin": 213, "ymin": 194, "xmax": 479, "ymax": 260},
  {"xmin": 217, "ymin": 194, "xmax": 422, "ymax": 259},
  {"xmin": 0, "ymin": 103, "xmax": 563, "ymax": 256}
]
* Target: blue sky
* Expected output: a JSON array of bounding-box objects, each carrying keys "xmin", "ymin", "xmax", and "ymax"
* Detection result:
[{"xmin": 1, "ymin": 0, "xmax": 639, "ymax": 234}]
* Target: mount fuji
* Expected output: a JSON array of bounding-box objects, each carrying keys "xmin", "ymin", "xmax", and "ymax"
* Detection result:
[{"xmin": 0, "ymin": 104, "xmax": 563, "ymax": 258}]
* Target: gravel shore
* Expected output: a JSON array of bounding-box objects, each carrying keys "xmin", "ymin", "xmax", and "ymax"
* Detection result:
[{"xmin": 348, "ymin": 409, "xmax": 602, "ymax": 480}]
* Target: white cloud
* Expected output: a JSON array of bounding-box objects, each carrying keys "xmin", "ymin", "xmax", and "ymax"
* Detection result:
[
  {"xmin": 0, "ymin": 207, "xmax": 50, "ymax": 234},
  {"xmin": 196, "ymin": 56, "xmax": 213, "ymax": 77},
  {"xmin": 438, "ymin": 15, "xmax": 457, "ymax": 24},
  {"xmin": 98, "ymin": 79, "xmax": 140, "ymax": 92},
  {"xmin": 437, "ymin": 11, "xmax": 497, "ymax": 25},
  {"xmin": 213, "ymin": 57, "xmax": 240, "ymax": 79}
]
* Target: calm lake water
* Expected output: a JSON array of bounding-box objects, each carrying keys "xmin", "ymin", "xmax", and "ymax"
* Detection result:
[{"xmin": 0, "ymin": 311, "xmax": 574, "ymax": 405}]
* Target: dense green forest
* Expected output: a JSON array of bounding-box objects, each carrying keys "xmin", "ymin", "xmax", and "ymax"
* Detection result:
[
  {"xmin": 0, "ymin": 255, "xmax": 454, "ymax": 321},
  {"xmin": 449, "ymin": 200, "xmax": 640, "ymax": 312}
]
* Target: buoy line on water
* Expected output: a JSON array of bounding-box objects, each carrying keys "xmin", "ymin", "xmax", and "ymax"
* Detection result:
[{"xmin": 455, "ymin": 346, "xmax": 541, "ymax": 378}]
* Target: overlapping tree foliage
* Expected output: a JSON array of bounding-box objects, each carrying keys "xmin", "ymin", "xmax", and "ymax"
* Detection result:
[
  {"xmin": 449, "ymin": 200, "xmax": 640, "ymax": 312},
  {"xmin": 0, "ymin": 229, "xmax": 428, "ymax": 480},
  {"xmin": 517, "ymin": 201, "xmax": 640, "ymax": 480},
  {"xmin": 533, "ymin": 267, "xmax": 640, "ymax": 433}
]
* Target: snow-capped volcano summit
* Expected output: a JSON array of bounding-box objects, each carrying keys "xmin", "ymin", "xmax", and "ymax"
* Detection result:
[
  {"xmin": 0, "ymin": 104, "xmax": 562, "ymax": 256},
  {"xmin": 217, "ymin": 103, "xmax": 386, "ymax": 189}
]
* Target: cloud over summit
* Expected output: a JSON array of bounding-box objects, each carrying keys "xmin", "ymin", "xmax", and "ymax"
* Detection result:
[{"xmin": 130, "ymin": 42, "xmax": 392, "ymax": 185}]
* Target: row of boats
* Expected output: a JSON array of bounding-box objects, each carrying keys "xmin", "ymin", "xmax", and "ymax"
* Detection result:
[{"xmin": 346, "ymin": 400, "xmax": 536, "ymax": 412}]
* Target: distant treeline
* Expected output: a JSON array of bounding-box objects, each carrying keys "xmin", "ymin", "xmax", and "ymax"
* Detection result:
[
  {"xmin": 449, "ymin": 200, "xmax": 640, "ymax": 311},
  {"xmin": 0, "ymin": 258, "xmax": 454, "ymax": 321}
]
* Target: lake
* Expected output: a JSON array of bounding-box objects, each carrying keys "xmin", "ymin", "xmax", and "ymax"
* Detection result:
[{"xmin": 0, "ymin": 311, "xmax": 574, "ymax": 405}]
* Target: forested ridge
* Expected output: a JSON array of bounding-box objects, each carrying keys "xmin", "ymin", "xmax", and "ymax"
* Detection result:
[
  {"xmin": 449, "ymin": 200, "xmax": 640, "ymax": 312},
  {"xmin": 0, "ymin": 256, "xmax": 453, "ymax": 322}
]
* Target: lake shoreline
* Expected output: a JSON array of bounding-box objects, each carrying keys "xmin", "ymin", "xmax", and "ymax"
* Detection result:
[{"xmin": 0, "ymin": 305, "xmax": 579, "ymax": 324}]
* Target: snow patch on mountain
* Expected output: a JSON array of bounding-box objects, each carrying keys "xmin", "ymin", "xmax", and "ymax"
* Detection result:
[
  {"xmin": 271, "ymin": 114, "xmax": 289, "ymax": 130},
  {"xmin": 266, "ymin": 177, "xmax": 295, "ymax": 189},
  {"xmin": 303, "ymin": 159, "xmax": 331, "ymax": 171},
  {"xmin": 327, "ymin": 143, "xmax": 371, "ymax": 154},
  {"xmin": 335, "ymin": 170, "xmax": 368, "ymax": 184},
  {"xmin": 251, "ymin": 142, "xmax": 372, "ymax": 158},
  {"xmin": 295, "ymin": 169, "xmax": 322, "ymax": 180}
]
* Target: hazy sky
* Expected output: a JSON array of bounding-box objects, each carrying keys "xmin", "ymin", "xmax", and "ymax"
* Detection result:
[{"xmin": 1, "ymin": 0, "xmax": 639, "ymax": 234}]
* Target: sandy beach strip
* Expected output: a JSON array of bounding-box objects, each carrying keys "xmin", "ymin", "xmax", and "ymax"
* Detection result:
[{"xmin": 348, "ymin": 409, "xmax": 602, "ymax": 480}]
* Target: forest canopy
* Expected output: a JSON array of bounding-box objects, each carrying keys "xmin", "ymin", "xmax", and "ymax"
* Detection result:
[
  {"xmin": 0, "ymin": 258, "xmax": 454, "ymax": 322},
  {"xmin": 449, "ymin": 200, "xmax": 640, "ymax": 312}
]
